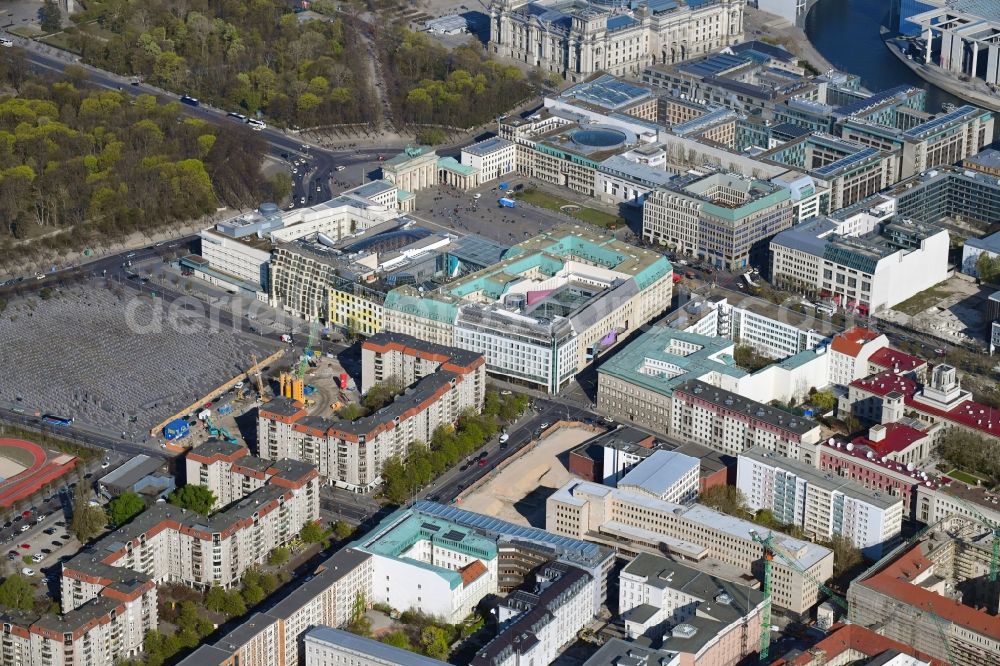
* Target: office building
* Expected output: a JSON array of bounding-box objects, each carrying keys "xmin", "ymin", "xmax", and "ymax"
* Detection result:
[
  {"xmin": 817, "ymin": 432, "xmax": 942, "ymax": 521},
  {"xmin": 643, "ymin": 172, "xmax": 794, "ymax": 270},
  {"xmin": 188, "ymin": 187, "xmax": 409, "ymax": 301},
  {"xmin": 848, "ymin": 515, "xmax": 1000, "ymax": 666},
  {"xmin": 617, "ymin": 449, "xmax": 700, "ymax": 503},
  {"xmin": 598, "ymin": 327, "xmax": 829, "ymax": 435},
  {"xmin": 412, "ymin": 500, "xmax": 615, "ymax": 613},
  {"xmin": 567, "ymin": 426, "xmax": 731, "ymax": 493},
  {"xmin": 546, "ymin": 480, "xmax": 833, "ymax": 614},
  {"xmin": 386, "ymin": 225, "xmax": 673, "ymax": 393},
  {"xmin": 769, "ymin": 217, "xmax": 949, "ymax": 314},
  {"xmin": 259, "ymin": 334, "xmax": 485, "ymax": 491},
  {"xmin": 304, "ymin": 626, "xmax": 448, "ymax": 666},
  {"xmin": 779, "ymin": 623, "xmax": 945, "ymax": 666},
  {"xmin": 866, "ymin": 346, "xmax": 928, "ymax": 383},
  {"xmin": 841, "ymin": 104, "xmax": 993, "ymax": 180},
  {"xmin": 350, "ymin": 510, "xmax": 499, "ymax": 624},
  {"xmin": 488, "ymin": 0, "xmax": 744, "ymax": 82},
  {"xmin": 961, "ymin": 230, "xmax": 1000, "ymax": 278},
  {"xmin": 460, "ymin": 137, "xmax": 516, "ymax": 184},
  {"xmin": 762, "ymin": 133, "xmax": 899, "ymax": 212},
  {"xmin": 887, "ymin": 165, "xmax": 1000, "ymax": 226},
  {"xmin": 737, "ymin": 447, "xmax": 904, "ymax": 557},
  {"xmin": 177, "ymin": 548, "xmax": 374, "ymax": 666},
  {"xmin": 663, "ymin": 288, "xmax": 836, "ymax": 360},
  {"xmin": 583, "ymin": 640, "xmax": 680, "ymax": 666},
  {"xmin": 671, "ymin": 380, "xmax": 822, "ymax": 460},
  {"xmin": 620, "ymin": 553, "xmax": 766, "ymax": 666},
  {"xmin": 473, "ymin": 562, "xmax": 596, "ymax": 666},
  {"xmin": 904, "ymin": 0, "xmax": 1000, "ymax": 89}
]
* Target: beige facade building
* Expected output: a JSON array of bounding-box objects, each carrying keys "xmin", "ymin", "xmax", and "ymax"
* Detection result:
[
  {"xmin": 0, "ymin": 582, "xmax": 157, "ymax": 666},
  {"xmin": 259, "ymin": 333, "xmax": 485, "ymax": 491},
  {"xmin": 642, "ymin": 171, "xmax": 793, "ymax": 270},
  {"xmin": 488, "ymin": 0, "xmax": 744, "ymax": 82},
  {"xmin": 546, "ymin": 479, "xmax": 833, "ymax": 615},
  {"xmin": 385, "ymin": 226, "xmax": 674, "ymax": 393},
  {"xmin": 61, "ymin": 461, "xmax": 319, "ymax": 602},
  {"xmin": 380, "ymin": 146, "xmax": 439, "ymax": 193},
  {"xmin": 671, "ymin": 380, "xmax": 822, "ymax": 459},
  {"xmin": 176, "ymin": 548, "xmax": 375, "ymax": 666}
]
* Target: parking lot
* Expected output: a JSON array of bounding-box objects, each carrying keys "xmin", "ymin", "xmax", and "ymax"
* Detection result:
[{"xmin": 0, "ymin": 281, "xmax": 277, "ymax": 436}]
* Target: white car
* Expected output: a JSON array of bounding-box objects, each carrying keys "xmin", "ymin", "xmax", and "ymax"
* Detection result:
[
  {"xmin": 19, "ymin": 524, "xmax": 28, "ymax": 532},
  {"xmin": 498, "ymin": 432, "xmax": 509, "ymax": 444},
  {"xmin": 335, "ymin": 165, "xmax": 346, "ymax": 172},
  {"xmin": 21, "ymin": 568, "xmax": 34, "ymax": 577},
  {"xmin": 31, "ymin": 553, "xmax": 43, "ymax": 563},
  {"xmin": 100, "ymin": 461, "xmax": 110, "ymax": 469}
]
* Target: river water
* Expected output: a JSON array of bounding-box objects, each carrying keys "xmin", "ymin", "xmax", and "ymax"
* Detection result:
[{"xmin": 803, "ymin": 0, "xmax": 963, "ymax": 112}]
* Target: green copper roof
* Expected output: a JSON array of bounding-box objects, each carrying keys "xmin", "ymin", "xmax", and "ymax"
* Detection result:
[
  {"xmin": 353, "ymin": 512, "xmax": 497, "ymax": 590},
  {"xmin": 598, "ymin": 327, "xmax": 745, "ymax": 398}
]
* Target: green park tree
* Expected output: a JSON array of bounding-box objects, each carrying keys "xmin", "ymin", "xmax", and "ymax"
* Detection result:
[
  {"xmin": 168, "ymin": 485, "xmax": 216, "ymax": 515},
  {"xmin": 107, "ymin": 492, "xmax": 146, "ymax": 526}
]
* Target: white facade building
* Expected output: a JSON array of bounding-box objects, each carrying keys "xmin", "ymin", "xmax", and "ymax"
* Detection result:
[
  {"xmin": 737, "ymin": 447, "xmax": 904, "ymax": 558},
  {"xmin": 828, "ymin": 327, "xmax": 890, "ymax": 387},
  {"xmin": 619, "ymin": 552, "xmax": 766, "ymax": 649},
  {"xmin": 461, "ymin": 137, "xmax": 516, "ymax": 183},
  {"xmin": 474, "ymin": 562, "xmax": 596, "ymax": 666},
  {"xmin": 617, "ymin": 449, "xmax": 699, "ymax": 503},
  {"xmin": 351, "ymin": 512, "xmax": 499, "ymax": 625},
  {"xmin": 770, "ymin": 217, "xmax": 949, "ymax": 314}
]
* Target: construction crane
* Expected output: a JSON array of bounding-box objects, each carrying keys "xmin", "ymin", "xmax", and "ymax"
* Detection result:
[
  {"xmin": 249, "ymin": 353, "xmax": 266, "ymax": 399},
  {"xmin": 750, "ymin": 530, "xmax": 849, "ymax": 664},
  {"xmin": 297, "ymin": 322, "xmax": 319, "ymax": 380}
]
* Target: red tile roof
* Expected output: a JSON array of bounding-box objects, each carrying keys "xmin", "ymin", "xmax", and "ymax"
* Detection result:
[
  {"xmin": 772, "ymin": 623, "xmax": 947, "ymax": 666},
  {"xmin": 851, "ymin": 370, "xmax": 1000, "ymax": 439},
  {"xmin": 851, "ymin": 422, "xmax": 927, "ymax": 456},
  {"xmin": 459, "ymin": 560, "xmax": 487, "ymax": 586},
  {"xmin": 850, "ymin": 371, "xmax": 918, "ymax": 398},
  {"xmin": 868, "ymin": 347, "xmax": 926, "ymax": 373},
  {"xmin": 859, "ymin": 544, "xmax": 1000, "ymax": 642},
  {"xmin": 831, "ymin": 327, "xmax": 882, "ymax": 357}
]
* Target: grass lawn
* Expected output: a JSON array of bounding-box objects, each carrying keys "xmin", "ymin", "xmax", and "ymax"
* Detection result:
[
  {"xmin": 39, "ymin": 32, "xmax": 81, "ymax": 53},
  {"xmin": 513, "ymin": 188, "xmax": 625, "ymax": 229},
  {"xmin": 946, "ymin": 469, "xmax": 987, "ymax": 486},
  {"xmin": 892, "ymin": 282, "xmax": 950, "ymax": 316},
  {"xmin": 9, "ymin": 26, "xmax": 42, "ymax": 38}
]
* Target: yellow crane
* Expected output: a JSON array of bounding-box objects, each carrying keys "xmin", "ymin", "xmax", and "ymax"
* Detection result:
[{"xmin": 249, "ymin": 354, "xmax": 267, "ymax": 400}]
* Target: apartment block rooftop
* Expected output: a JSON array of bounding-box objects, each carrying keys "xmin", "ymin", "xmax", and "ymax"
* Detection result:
[
  {"xmin": 676, "ymin": 380, "xmax": 819, "ymax": 436},
  {"xmin": 741, "ymin": 446, "xmax": 903, "ymax": 509}
]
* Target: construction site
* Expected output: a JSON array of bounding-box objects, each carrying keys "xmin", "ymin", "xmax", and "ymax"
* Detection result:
[{"xmin": 847, "ymin": 515, "xmax": 1000, "ymax": 666}]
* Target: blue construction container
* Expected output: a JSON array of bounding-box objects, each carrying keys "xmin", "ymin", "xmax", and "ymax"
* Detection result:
[
  {"xmin": 164, "ymin": 418, "xmax": 190, "ymax": 441},
  {"xmin": 218, "ymin": 404, "xmax": 234, "ymax": 416},
  {"xmin": 303, "ymin": 385, "xmax": 317, "ymax": 396}
]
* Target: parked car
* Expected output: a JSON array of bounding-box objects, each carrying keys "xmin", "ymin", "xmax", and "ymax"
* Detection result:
[
  {"xmin": 21, "ymin": 568, "xmax": 34, "ymax": 577},
  {"xmin": 31, "ymin": 553, "xmax": 43, "ymax": 563}
]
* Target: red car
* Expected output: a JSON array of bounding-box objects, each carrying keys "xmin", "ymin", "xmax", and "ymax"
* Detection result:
[
  {"xmin": 21, "ymin": 511, "xmax": 30, "ymax": 519},
  {"xmin": 20, "ymin": 544, "xmax": 30, "ymax": 550},
  {"xmin": 203, "ymin": 402, "xmax": 213, "ymax": 409},
  {"xmin": 478, "ymin": 458, "xmax": 487, "ymax": 467}
]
